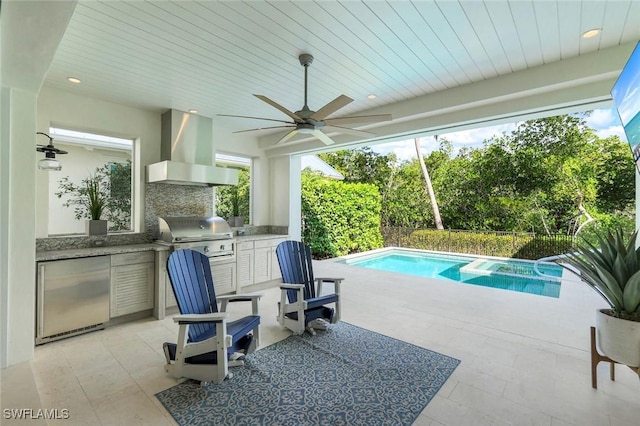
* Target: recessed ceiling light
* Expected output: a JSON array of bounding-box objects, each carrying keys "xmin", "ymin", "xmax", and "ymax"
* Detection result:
[
  {"xmin": 582, "ymin": 28, "xmax": 601, "ymax": 39},
  {"xmin": 188, "ymin": 109, "xmax": 198, "ymax": 114},
  {"xmin": 67, "ymin": 77, "xmax": 81, "ymax": 84},
  {"xmin": 367, "ymin": 94, "xmax": 377, "ymax": 100}
]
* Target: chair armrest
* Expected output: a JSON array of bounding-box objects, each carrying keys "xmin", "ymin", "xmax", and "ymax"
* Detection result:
[
  {"xmin": 280, "ymin": 284, "xmax": 305, "ymax": 291},
  {"xmin": 173, "ymin": 312, "xmax": 228, "ymax": 324},
  {"xmin": 315, "ymin": 277, "xmax": 344, "ymax": 283},
  {"xmin": 278, "ymin": 284, "xmax": 307, "ymax": 325},
  {"xmin": 315, "ymin": 277, "xmax": 342, "ymax": 296},
  {"xmin": 217, "ymin": 292, "xmax": 263, "ymax": 303},
  {"xmin": 218, "ymin": 292, "xmax": 263, "ymax": 315}
]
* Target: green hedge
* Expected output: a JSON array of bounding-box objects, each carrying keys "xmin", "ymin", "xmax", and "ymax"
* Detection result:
[
  {"xmin": 302, "ymin": 174, "xmax": 383, "ymax": 258},
  {"xmin": 384, "ymin": 228, "xmax": 573, "ymax": 260}
]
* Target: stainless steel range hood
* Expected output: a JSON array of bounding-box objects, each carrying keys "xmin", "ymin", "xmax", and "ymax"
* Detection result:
[{"xmin": 146, "ymin": 109, "xmax": 238, "ymax": 186}]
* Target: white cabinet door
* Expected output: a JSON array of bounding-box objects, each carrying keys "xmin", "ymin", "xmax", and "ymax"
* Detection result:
[
  {"xmin": 271, "ymin": 247, "xmax": 282, "ymax": 280},
  {"xmin": 166, "ymin": 274, "xmax": 178, "ymax": 308},
  {"xmin": 236, "ymin": 249, "xmax": 254, "ymax": 289},
  {"xmin": 110, "ymin": 252, "xmax": 155, "ymax": 317},
  {"xmin": 269, "ymin": 238, "xmax": 286, "ymax": 280},
  {"xmin": 211, "ymin": 260, "xmax": 237, "ymax": 295},
  {"xmin": 254, "ymin": 247, "xmax": 271, "ymax": 283}
]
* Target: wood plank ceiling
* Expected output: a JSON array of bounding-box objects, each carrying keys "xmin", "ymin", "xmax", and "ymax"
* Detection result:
[{"xmin": 44, "ymin": 0, "xmax": 639, "ymax": 146}]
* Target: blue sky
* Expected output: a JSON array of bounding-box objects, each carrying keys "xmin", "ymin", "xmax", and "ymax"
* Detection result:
[
  {"xmin": 370, "ymin": 107, "xmax": 627, "ymax": 162},
  {"xmin": 611, "ymin": 42, "xmax": 640, "ymax": 126}
]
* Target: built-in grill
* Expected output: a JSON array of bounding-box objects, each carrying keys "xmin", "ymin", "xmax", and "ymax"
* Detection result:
[{"xmin": 156, "ymin": 216, "xmax": 235, "ymax": 260}]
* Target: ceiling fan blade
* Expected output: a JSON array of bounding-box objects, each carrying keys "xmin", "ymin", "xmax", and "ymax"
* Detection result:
[
  {"xmin": 217, "ymin": 114, "xmax": 295, "ymax": 125},
  {"xmin": 233, "ymin": 125, "xmax": 296, "ymax": 134},
  {"xmin": 276, "ymin": 129, "xmax": 299, "ymax": 145},
  {"xmin": 310, "ymin": 95, "xmax": 353, "ymax": 121},
  {"xmin": 254, "ymin": 95, "xmax": 302, "ymax": 121},
  {"xmin": 324, "ymin": 125, "xmax": 375, "ymax": 138},
  {"xmin": 312, "ymin": 130, "xmax": 335, "ymax": 145},
  {"xmin": 323, "ymin": 114, "xmax": 392, "ymax": 126}
]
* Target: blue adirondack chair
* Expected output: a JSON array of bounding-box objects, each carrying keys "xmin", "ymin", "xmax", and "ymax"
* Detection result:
[
  {"xmin": 163, "ymin": 249, "xmax": 261, "ymax": 385},
  {"xmin": 275, "ymin": 240, "xmax": 342, "ymax": 335}
]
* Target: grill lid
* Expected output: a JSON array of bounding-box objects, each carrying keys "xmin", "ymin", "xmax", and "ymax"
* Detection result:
[{"xmin": 157, "ymin": 216, "xmax": 233, "ymax": 243}]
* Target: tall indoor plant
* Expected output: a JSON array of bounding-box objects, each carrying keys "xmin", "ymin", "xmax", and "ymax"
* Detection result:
[
  {"xmin": 560, "ymin": 228, "xmax": 640, "ymax": 367},
  {"xmin": 56, "ymin": 172, "xmax": 108, "ymax": 235},
  {"xmin": 228, "ymin": 185, "xmax": 244, "ymax": 227}
]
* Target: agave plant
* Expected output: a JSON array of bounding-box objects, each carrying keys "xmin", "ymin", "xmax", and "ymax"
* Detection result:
[{"xmin": 561, "ymin": 228, "xmax": 640, "ymax": 321}]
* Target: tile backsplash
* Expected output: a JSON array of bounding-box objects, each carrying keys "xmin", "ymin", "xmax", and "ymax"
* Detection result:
[{"xmin": 144, "ymin": 183, "xmax": 214, "ymax": 236}]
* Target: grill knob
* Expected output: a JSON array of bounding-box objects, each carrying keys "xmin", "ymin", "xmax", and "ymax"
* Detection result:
[
  {"xmin": 219, "ymin": 244, "xmax": 225, "ymax": 250},
  {"xmin": 203, "ymin": 246, "xmax": 210, "ymax": 252}
]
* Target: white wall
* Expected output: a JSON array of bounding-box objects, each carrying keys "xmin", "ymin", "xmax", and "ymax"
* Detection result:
[
  {"xmin": 36, "ymin": 88, "xmax": 279, "ymax": 235},
  {"xmin": 45, "ymin": 143, "xmax": 131, "ymax": 235},
  {"xmin": 212, "ymin": 119, "xmax": 272, "ymax": 226},
  {"xmin": 36, "ymin": 86, "xmax": 161, "ymax": 237}
]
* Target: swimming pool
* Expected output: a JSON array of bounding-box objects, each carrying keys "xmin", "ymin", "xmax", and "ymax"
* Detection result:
[{"xmin": 341, "ymin": 249, "xmax": 562, "ymax": 298}]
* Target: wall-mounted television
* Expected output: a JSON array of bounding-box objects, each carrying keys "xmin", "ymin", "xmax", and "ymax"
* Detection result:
[{"xmin": 611, "ymin": 41, "xmax": 640, "ymax": 173}]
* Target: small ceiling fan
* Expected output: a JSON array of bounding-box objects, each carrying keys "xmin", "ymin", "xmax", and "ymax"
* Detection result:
[{"xmin": 218, "ymin": 53, "xmax": 392, "ymax": 145}]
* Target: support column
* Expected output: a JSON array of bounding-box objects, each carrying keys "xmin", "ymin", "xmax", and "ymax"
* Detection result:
[
  {"xmin": 0, "ymin": 88, "xmax": 38, "ymax": 367},
  {"xmin": 289, "ymin": 156, "xmax": 302, "ymax": 241}
]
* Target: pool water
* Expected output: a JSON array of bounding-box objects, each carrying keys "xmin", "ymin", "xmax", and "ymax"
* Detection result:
[{"xmin": 346, "ymin": 251, "xmax": 562, "ymax": 298}]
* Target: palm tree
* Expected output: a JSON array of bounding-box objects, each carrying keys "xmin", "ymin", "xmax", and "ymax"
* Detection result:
[{"xmin": 415, "ymin": 137, "xmax": 444, "ymax": 230}]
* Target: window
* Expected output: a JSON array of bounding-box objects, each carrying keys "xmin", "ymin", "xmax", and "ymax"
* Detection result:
[
  {"xmin": 214, "ymin": 153, "xmax": 251, "ymax": 225},
  {"xmin": 46, "ymin": 127, "xmax": 134, "ymax": 235}
]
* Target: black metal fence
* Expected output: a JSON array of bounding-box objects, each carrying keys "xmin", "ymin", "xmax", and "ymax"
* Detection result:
[{"xmin": 380, "ymin": 227, "xmax": 575, "ymax": 260}]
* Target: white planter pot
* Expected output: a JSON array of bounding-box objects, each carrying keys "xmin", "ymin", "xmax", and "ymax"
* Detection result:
[
  {"xmin": 86, "ymin": 219, "xmax": 108, "ymax": 235},
  {"xmin": 227, "ymin": 216, "xmax": 244, "ymax": 227},
  {"xmin": 595, "ymin": 308, "xmax": 640, "ymax": 367}
]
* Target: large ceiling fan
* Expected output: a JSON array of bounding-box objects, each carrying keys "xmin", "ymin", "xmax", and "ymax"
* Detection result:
[{"xmin": 218, "ymin": 54, "xmax": 392, "ymax": 145}]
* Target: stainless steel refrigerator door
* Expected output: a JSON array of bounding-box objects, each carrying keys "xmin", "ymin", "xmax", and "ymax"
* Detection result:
[{"xmin": 37, "ymin": 256, "xmax": 110, "ymax": 340}]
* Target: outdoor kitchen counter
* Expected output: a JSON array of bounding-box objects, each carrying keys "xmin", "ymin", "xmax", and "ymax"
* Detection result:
[
  {"xmin": 36, "ymin": 243, "xmax": 169, "ymax": 262},
  {"xmin": 234, "ymin": 234, "xmax": 289, "ymax": 242}
]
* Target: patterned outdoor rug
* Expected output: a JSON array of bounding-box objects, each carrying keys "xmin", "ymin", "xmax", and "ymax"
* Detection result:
[{"xmin": 156, "ymin": 322, "xmax": 460, "ymax": 426}]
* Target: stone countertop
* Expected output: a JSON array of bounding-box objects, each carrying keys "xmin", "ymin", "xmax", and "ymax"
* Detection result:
[
  {"xmin": 36, "ymin": 235, "xmax": 289, "ymax": 261},
  {"xmin": 36, "ymin": 243, "xmax": 169, "ymax": 262},
  {"xmin": 234, "ymin": 234, "xmax": 289, "ymax": 242}
]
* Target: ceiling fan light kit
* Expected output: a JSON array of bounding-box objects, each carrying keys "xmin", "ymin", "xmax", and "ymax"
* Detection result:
[{"xmin": 219, "ymin": 53, "xmax": 392, "ymax": 146}]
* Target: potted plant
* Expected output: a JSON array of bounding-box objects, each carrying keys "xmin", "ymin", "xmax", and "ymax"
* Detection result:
[
  {"xmin": 560, "ymin": 228, "xmax": 640, "ymax": 367},
  {"xmin": 56, "ymin": 172, "xmax": 108, "ymax": 235},
  {"xmin": 228, "ymin": 186, "xmax": 244, "ymax": 228}
]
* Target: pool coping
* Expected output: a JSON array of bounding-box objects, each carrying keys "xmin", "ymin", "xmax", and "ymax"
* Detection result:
[
  {"xmin": 331, "ymin": 246, "xmax": 563, "ymax": 282},
  {"xmin": 332, "ymin": 246, "xmax": 557, "ymax": 265}
]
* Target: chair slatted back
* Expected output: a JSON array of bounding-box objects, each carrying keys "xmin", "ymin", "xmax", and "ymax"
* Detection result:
[
  {"xmin": 275, "ymin": 240, "xmax": 316, "ymax": 303},
  {"xmin": 167, "ymin": 249, "xmax": 218, "ymax": 341}
]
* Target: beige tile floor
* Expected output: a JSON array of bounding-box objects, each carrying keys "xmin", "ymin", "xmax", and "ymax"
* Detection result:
[{"xmin": 2, "ymin": 259, "xmax": 639, "ymax": 425}]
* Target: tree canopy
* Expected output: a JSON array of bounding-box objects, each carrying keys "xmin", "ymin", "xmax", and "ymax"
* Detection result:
[
  {"xmin": 215, "ymin": 168, "xmax": 250, "ymax": 221},
  {"xmin": 318, "ymin": 114, "xmax": 635, "ymax": 236}
]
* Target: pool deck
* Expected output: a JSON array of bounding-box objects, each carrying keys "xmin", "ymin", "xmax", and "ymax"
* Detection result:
[
  {"xmin": 2, "ymin": 256, "xmax": 638, "ymax": 425},
  {"xmin": 315, "ymin": 257, "xmax": 639, "ymax": 426}
]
